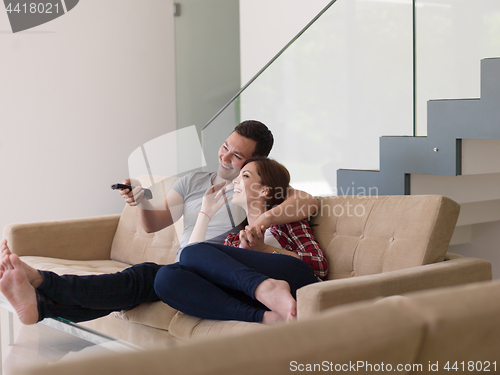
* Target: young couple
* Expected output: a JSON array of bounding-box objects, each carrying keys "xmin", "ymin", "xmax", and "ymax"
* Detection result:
[{"xmin": 0, "ymin": 120, "xmax": 327, "ymax": 326}]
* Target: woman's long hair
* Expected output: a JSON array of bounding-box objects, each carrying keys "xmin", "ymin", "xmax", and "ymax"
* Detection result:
[{"xmin": 241, "ymin": 157, "xmax": 290, "ymax": 211}]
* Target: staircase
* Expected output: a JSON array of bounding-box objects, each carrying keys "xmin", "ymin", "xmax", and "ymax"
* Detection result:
[{"xmin": 337, "ymin": 58, "xmax": 500, "ymax": 245}]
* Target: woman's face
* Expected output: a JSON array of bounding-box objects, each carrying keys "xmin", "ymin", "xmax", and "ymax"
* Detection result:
[{"xmin": 232, "ymin": 162, "xmax": 266, "ymax": 209}]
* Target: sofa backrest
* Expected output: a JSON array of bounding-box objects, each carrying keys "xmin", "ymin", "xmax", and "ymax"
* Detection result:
[
  {"xmin": 310, "ymin": 195, "xmax": 460, "ymax": 280},
  {"xmin": 110, "ymin": 176, "xmax": 182, "ymax": 265},
  {"xmin": 110, "ymin": 190, "xmax": 460, "ymax": 273}
]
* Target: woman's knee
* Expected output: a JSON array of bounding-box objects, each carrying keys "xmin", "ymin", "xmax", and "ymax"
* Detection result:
[
  {"xmin": 178, "ymin": 244, "xmax": 203, "ymax": 265},
  {"xmin": 179, "ymin": 242, "xmax": 218, "ymax": 267}
]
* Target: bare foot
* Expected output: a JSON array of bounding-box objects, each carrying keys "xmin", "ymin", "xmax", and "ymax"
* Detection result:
[
  {"xmin": 262, "ymin": 310, "xmax": 283, "ymax": 324},
  {"xmin": 0, "ymin": 239, "xmax": 43, "ymax": 288},
  {"xmin": 0, "ymin": 254, "xmax": 39, "ymax": 325},
  {"xmin": 254, "ymin": 279, "xmax": 297, "ymax": 322},
  {"xmin": 1, "ymin": 239, "xmax": 10, "ymax": 258},
  {"xmin": 0, "ymin": 238, "xmax": 8, "ymax": 253}
]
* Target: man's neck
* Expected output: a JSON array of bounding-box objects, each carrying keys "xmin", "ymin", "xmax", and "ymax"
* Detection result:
[{"xmin": 212, "ymin": 173, "xmax": 230, "ymax": 186}]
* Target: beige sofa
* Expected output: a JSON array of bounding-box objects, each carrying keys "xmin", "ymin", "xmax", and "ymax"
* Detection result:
[
  {"xmin": 22, "ymin": 279, "xmax": 500, "ymax": 375},
  {"xmin": 2, "ymin": 195, "xmax": 492, "ymax": 347}
]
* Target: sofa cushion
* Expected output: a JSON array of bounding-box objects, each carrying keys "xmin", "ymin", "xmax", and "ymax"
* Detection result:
[
  {"xmin": 310, "ymin": 195, "xmax": 460, "ymax": 279},
  {"xmin": 79, "ymin": 313, "xmax": 179, "ymax": 349},
  {"xmin": 21, "ymin": 256, "xmax": 131, "ymax": 276},
  {"xmin": 114, "ymin": 300, "xmax": 179, "ymax": 331},
  {"xmin": 20, "ymin": 256, "xmax": 180, "ymax": 332},
  {"xmin": 168, "ymin": 311, "xmax": 266, "ymax": 341},
  {"xmin": 110, "ymin": 177, "xmax": 183, "ymax": 266}
]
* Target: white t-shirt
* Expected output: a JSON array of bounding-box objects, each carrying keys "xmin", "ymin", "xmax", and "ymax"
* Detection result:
[{"xmin": 172, "ymin": 171, "xmax": 245, "ymax": 260}]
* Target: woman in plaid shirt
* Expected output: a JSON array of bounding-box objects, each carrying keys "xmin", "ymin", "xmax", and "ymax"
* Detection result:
[{"xmin": 154, "ymin": 157, "xmax": 328, "ymax": 324}]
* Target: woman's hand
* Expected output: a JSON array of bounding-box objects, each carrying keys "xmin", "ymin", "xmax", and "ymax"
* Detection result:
[
  {"xmin": 200, "ymin": 182, "xmax": 229, "ymax": 219},
  {"xmin": 238, "ymin": 229, "xmax": 252, "ymax": 250},
  {"xmin": 239, "ymin": 225, "xmax": 271, "ymax": 253},
  {"xmin": 240, "ymin": 225, "xmax": 300, "ymax": 259},
  {"xmin": 189, "ymin": 182, "xmax": 229, "ymax": 244}
]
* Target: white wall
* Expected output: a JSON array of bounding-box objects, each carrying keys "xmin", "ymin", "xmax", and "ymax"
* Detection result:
[{"xmin": 0, "ymin": 0, "xmax": 176, "ymax": 232}]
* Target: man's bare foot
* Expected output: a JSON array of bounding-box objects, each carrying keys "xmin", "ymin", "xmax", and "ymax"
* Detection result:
[
  {"xmin": 0, "ymin": 239, "xmax": 43, "ymax": 288},
  {"xmin": 254, "ymin": 279, "xmax": 297, "ymax": 322},
  {"xmin": 1, "ymin": 239, "xmax": 10, "ymax": 257},
  {"xmin": 0, "ymin": 254, "xmax": 39, "ymax": 325}
]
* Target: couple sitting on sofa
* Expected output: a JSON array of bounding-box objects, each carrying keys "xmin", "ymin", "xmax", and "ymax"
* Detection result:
[{"xmin": 0, "ymin": 120, "xmax": 327, "ymax": 326}]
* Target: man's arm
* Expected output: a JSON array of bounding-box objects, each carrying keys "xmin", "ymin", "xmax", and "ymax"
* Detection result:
[
  {"xmin": 120, "ymin": 178, "xmax": 184, "ymax": 233},
  {"xmin": 252, "ymin": 187, "xmax": 318, "ymax": 229}
]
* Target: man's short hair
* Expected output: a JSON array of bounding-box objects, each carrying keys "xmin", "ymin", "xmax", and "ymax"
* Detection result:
[{"xmin": 234, "ymin": 120, "xmax": 274, "ymax": 157}]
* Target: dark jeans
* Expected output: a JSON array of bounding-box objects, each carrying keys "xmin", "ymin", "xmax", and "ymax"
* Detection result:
[
  {"xmin": 36, "ymin": 263, "xmax": 162, "ymax": 322},
  {"xmin": 153, "ymin": 243, "xmax": 319, "ymax": 323},
  {"xmin": 35, "ymin": 244, "xmax": 319, "ymax": 324}
]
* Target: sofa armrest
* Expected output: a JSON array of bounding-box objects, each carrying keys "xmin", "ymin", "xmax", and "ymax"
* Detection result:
[
  {"xmin": 3, "ymin": 214, "xmax": 121, "ymax": 260},
  {"xmin": 297, "ymin": 254, "xmax": 492, "ymax": 319}
]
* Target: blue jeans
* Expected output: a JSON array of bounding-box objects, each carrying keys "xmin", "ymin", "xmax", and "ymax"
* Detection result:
[
  {"xmin": 153, "ymin": 243, "xmax": 319, "ymax": 323},
  {"xmin": 36, "ymin": 263, "xmax": 162, "ymax": 322}
]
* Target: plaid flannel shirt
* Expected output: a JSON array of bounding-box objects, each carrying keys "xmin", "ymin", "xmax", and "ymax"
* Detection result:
[{"xmin": 223, "ymin": 220, "xmax": 328, "ymax": 280}]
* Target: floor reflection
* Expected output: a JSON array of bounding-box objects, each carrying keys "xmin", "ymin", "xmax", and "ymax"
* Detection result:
[{"xmin": 1, "ymin": 313, "xmax": 106, "ymax": 374}]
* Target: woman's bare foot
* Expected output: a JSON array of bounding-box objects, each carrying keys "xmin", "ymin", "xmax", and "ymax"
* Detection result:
[
  {"xmin": 254, "ymin": 279, "xmax": 297, "ymax": 322},
  {"xmin": 0, "ymin": 239, "xmax": 43, "ymax": 288},
  {"xmin": 0, "ymin": 254, "xmax": 39, "ymax": 325},
  {"xmin": 262, "ymin": 310, "xmax": 283, "ymax": 324}
]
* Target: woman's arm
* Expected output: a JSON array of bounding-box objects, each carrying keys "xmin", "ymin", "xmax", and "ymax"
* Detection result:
[
  {"xmin": 188, "ymin": 182, "xmax": 228, "ymax": 244},
  {"xmin": 188, "ymin": 212, "xmax": 212, "ymax": 244}
]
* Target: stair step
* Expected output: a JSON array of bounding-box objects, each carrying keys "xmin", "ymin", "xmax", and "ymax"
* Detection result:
[
  {"xmin": 456, "ymin": 200, "xmax": 500, "ymax": 226},
  {"xmin": 462, "ymin": 139, "xmax": 500, "ymax": 175},
  {"xmin": 410, "ymin": 172, "xmax": 500, "ymax": 204},
  {"xmin": 337, "ymin": 58, "xmax": 500, "ymax": 197}
]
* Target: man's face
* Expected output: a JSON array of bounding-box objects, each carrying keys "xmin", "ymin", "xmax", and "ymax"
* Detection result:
[{"xmin": 217, "ymin": 131, "xmax": 257, "ymax": 181}]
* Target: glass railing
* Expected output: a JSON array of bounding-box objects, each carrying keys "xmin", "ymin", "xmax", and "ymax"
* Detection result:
[
  {"xmin": 200, "ymin": 0, "xmax": 500, "ymax": 196},
  {"xmin": 202, "ymin": 0, "xmax": 414, "ymax": 196}
]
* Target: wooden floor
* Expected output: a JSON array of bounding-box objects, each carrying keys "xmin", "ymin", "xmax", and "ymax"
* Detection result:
[{"xmin": 0, "ymin": 308, "xmax": 115, "ymax": 374}]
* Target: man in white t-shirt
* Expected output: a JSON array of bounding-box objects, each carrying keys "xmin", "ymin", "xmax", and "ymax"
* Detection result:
[{"xmin": 120, "ymin": 120, "xmax": 319, "ymax": 258}]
